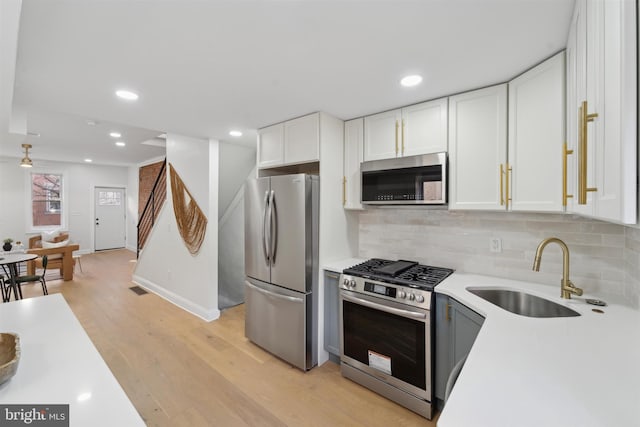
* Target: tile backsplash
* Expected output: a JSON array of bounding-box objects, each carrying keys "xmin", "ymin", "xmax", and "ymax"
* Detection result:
[{"xmin": 358, "ymin": 209, "xmax": 640, "ymax": 308}]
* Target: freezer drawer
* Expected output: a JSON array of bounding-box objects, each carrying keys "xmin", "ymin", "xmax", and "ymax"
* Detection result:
[{"xmin": 244, "ymin": 279, "xmax": 317, "ymax": 371}]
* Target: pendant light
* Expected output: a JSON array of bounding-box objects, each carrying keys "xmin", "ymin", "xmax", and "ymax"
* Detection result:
[{"xmin": 20, "ymin": 143, "xmax": 33, "ymax": 168}]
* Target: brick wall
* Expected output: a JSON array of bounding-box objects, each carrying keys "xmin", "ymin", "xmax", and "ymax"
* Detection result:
[{"xmin": 138, "ymin": 161, "xmax": 165, "ymax": 218}]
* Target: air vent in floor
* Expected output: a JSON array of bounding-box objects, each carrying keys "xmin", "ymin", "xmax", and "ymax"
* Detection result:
[{"xmin": 129, "ymin": 286, "xmax": 148, "ymax": 295}]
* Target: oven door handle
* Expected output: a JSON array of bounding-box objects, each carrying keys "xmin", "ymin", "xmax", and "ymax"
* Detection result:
[{"xmin": 341, "ymin": 293, "xmax": 427, "ymax": 320}]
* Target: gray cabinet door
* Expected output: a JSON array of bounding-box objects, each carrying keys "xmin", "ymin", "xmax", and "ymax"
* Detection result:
[
  {"xmin": 435, "ymin": 294, "xmax": 484, "ymax": 404},
  {"xmin": 244, "ymin": 177, "xmax": 271, "ymax": 283},
  {"xmin": 269, "ymin": 174, "xmax": 312, "ymax": 293},
  {"xmin": 323, "ymin": 271, "xmax": 340, "ymax": 356},
  {"xmin": 435, "ymin": 293, "xmax": 452, "ymax": 401}
]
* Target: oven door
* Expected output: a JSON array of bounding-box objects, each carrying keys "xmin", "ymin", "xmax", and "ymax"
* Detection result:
[{"xmin": 339, "ymin": 289, "xmax": 430, "ymax": 400}]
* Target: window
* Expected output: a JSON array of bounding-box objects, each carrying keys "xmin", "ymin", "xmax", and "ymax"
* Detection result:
[
  {"xmin": 31, "ymin": 173, "xmax": 62, "ymax": 227},
  {"xmin": 98, "ymin": 190, "xmax": 122, "ymax": 206}
]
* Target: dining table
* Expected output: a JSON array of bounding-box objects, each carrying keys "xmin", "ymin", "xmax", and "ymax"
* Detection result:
[{"xmin": 0, "ymin": 253, "xmax": 38, "ymax": 302}]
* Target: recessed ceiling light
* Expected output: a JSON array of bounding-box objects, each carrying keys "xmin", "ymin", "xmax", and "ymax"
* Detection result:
[
  {"xmin": 84, "ymin": 158, "xmax": 93, "ymax": 163},
  {"xmin": 115, "ymin": 141, "xmax": 126, "ymax": 147},
  {"xmin": 400, "ymin": 75, "xmax": 423, "ymax": 87},
  {"xmin": 86, "ymin": 120, "xmax": 98, "ymax": 126},
  {"xmin": 229, "ymin": 130, "xmax": 243, "ymax": 137},
  {"xmin": 115, "ymin": 89, "xmax": 139, "ymax": 101},
  {"xmin": 109, "ymin": 132, "xmax": 121, "ymax": 138}
]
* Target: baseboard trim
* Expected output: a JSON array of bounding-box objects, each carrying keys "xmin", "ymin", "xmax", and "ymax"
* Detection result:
[{"xmin": 131, "ymin": 275, "xmax": 221, "ymax": 322}]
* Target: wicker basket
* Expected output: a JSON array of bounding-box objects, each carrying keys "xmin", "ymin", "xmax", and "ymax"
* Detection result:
[{"xmin": 0, "ymin": 333, "xmax": 20, "ymax": 385}]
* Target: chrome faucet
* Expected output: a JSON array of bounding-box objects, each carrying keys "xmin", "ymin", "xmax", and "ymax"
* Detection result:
[{"xmin": 532, "ymin": 237, "xmax": 583, "ymax": 299}]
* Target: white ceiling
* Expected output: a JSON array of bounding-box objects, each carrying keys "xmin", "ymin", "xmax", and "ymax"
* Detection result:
[{"xmin": 1, "ymin": 0, "xmax": 576, "ymax": 166}]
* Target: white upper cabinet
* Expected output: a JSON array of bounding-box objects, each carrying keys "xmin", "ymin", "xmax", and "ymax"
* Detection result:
[
  {"xmin": 566, "ymin": 0, "xmax": 637, "ymax": 224},
  {"xmin": 448, "ymin": 84, "xmax": 508, "ymax": 210},
  {"xmin": 257, "ymin": 113, "xmax": 320, "ymax": 168},
  {"xmin": 363, "ymin": 97, "xmax": 448, "ymax": 162},
  {"xmin": 508, "ymin": 52, "xmax": 565, "ymax": 212},
  {"xmin": 402, "ymin": 98, "xmax": 448, "ymax": 157},
  {"xmin": 257, "ymin": 123, "xmax": 284, "ymax": 168},
  {"xmin": 343, "ymin": 118, "xmax": 364, "ymax": 210},
  {"xmin": 363, "ymin": 109, "xmax": 402, "ymax": 161},
  {"xmin": 284, "ymin": 113, "xmax": 319, "ymax": 164}
]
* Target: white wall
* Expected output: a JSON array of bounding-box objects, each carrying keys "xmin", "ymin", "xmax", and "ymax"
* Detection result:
[
  {"xmin": 218, "ymin": 142, "xmax": 255, "ymax": 219},
  {"xmin": 133, "ymin": 134, "xmax": 220, "ymax": 321},
  {"xmin": 126, "ymin": 165, "xmax": 139, "ymax": 252},
  {"xmin": 0, "ymin": 156, "xmax": 129, "ymax": 253},
  {"xmin": 217, "ymin": 142, "xmax": 255, "ymax": 309}
]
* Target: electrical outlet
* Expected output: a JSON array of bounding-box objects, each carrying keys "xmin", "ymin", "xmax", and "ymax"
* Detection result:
[{"xmin": 489, "ymin": 237, "xmax": 502, "ymax": 253}]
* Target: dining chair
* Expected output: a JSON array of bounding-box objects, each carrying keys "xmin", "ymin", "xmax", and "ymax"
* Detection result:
[{"xmin": 14, "ymin": 255, "xmax": 48, "ymax": 295}]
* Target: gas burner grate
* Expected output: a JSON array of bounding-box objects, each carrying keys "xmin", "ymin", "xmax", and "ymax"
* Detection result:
[{"xmin": 344, "ymin": 259, "xmax": 454, "ymax": 290}]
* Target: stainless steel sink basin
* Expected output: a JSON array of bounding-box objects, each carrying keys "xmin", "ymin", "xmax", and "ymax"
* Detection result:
[{"xmin": 467, "ymin": 288, "xmax": 580, "ymax": 318}]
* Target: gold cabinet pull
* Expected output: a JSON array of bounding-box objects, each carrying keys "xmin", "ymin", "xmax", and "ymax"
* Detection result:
[
  {"xmin": 578, "ymin": 100, "xmax": 598, "ymax": 204},
  {"xmin": 562, "ymin": 142, "xmax": 574, "ymax": 207},
  {"xmin": 342, "ymin": 176, "xmax": 347, "ymax": 206},
  {"xmin": 445, "ymin": 303, "xmax": 451, "ymax": 321},
  {"xmin": 395, "ymin": 120, "xmax": 399, "ymax": 155},
  {"xmin": 401, "ymin": 119, "xmax": 406, "ymax": 156},
  {"xmin": 500, "ymin": 164, "xmax": 505, "ymax": 205},
  {"xmin": 506, "ymin": 163, "xmax": 512, "ymax": 209}
]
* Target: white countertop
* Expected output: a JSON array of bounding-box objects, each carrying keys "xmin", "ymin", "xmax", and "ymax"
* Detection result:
[
  {"xmin": 436, "ymin": 273, "xmax": 640, "ymax": 427},
  {"xmin": 0, "ymin": 294, "xmax": 144, "ymax": 426},
  {"xmin": 322, "ymin": 257, "xmax": 366, "ymax": 273}
]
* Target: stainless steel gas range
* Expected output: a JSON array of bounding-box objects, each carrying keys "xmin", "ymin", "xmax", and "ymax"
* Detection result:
[{"xmin": 339, "ymin": 259, "xmax": 453, "ymax": 419}]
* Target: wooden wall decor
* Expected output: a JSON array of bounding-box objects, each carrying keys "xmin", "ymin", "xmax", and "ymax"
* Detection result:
[{"xmin": 169, "ymin": 163, "xmax": 208, "ymax": 255}]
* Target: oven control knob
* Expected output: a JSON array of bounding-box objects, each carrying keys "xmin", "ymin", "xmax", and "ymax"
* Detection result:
[
  {"xmin": 397, "ymin": 290, "xmax": 406, "ymax": 299},
  {"xmin": 343, "ymin": 278, "xmax": 350, "ymax": 287},
  {"xmin": 408, "ymin": 293, "xmax": 416, "ymax": 301},
  {"xmin": 415, "ymin": 295, "xmax": 425, "ymax": 303},
  {"xmin": 349, "ymin": 279, "xmax": 357, "ymax": 289}
]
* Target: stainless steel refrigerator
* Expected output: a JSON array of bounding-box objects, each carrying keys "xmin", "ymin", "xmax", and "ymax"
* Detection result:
[{"xmin": 244, "ymin": 173, "xmax": 319, "ymax": 371}]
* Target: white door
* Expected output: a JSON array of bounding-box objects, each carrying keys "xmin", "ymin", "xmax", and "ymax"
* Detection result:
[
  {"xmin": 508, "ymin": 52, "xmax": 565, "ymax": 212},
  {"xmin": 257, "ymin": 123, "xmax": 284, "ymax": 168},
  {"xmin": 95, "ymin": 187, "xmax": 126, "ymax": 251},
  {"xmin": 448, "ymin": 84, "xmax": 508, "ymax": 210},
  {"xmin": 401, "ymin": 97, "xmax": 448, "ymax": 157},
  {"xmin": 343, "ymin": 118, "xmax": 364, "ymax": 210},
  {"xmin": 364, "ymin": 109, "xmax": 401, "ymax": 161},
  {"xmin": 284, "ymin": 113, "xmax": 319, "ymax": 164}
]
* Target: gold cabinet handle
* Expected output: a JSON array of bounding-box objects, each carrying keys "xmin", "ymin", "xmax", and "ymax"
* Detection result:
[
  {"xmin": 395, "ymin": 120, "xmax": 399, "ymax": 156},
  {"xmin": 401, "ymin": 119, "xmax": 406, "ymax": 156},
  {"xmin": 445, "ymin": 303, "xmax": 451, "ymax": 321},
  {"xmin": 342, "ymin": 176, "xmax": 346, "ymax": 206},
  {"xmin": 506, "ymin": 163, "xmax": 512, "ymax": 209},
  {"xmin": 500, "ymin": 164, "xmax": 505, "ymax": 206},
  {"xmin": 562, "ymin": 142, "xmax": 574, "ymax": 207},
  {"xmin": 578, "ymin": 100, "xmax": 598, "ymax": 204}
]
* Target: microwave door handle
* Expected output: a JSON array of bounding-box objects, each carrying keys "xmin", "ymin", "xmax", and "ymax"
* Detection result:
[
  {"xmin": 341, "ymin": 293, "xmax": 427, "ymax": 320},
  {"xmin": 269, "ymin": 190, "xmax": 278, "ymax": 265},
  {"xmin": 262, "ymin": 190, "xmax": 270, "ymax": 266}
]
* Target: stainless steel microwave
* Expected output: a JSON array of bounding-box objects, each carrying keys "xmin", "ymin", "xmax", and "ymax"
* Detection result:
[{"xmin": 361, "ymin": 152, "xmax": 447, "ymax": 205}]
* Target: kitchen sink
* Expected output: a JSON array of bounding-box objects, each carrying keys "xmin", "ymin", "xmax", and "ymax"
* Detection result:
[{"xmin": 466, "ymin": 288, "xmax": 580, "ymax": 318}]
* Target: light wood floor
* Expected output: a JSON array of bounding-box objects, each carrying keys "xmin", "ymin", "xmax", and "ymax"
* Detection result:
[{"xmin": 19, "ymin": 250, "xmax": 438, "ymax": 426}]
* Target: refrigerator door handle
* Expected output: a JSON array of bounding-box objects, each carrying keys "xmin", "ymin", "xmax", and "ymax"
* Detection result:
[
  {"xmin": 262, "ymin": 190, "xmax": 270, "ymax": 265},
  {"xmin": 245, "ymin": 280, "xmax": 304, "ymax": 303},
  {"xmin": 269, "ymin": 190, "xmax": 278, "ymax": 265}
]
